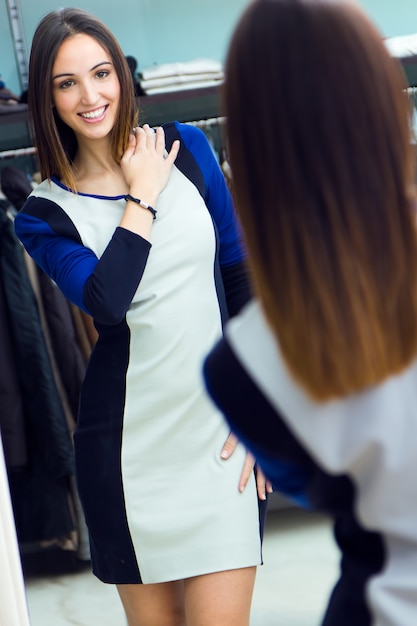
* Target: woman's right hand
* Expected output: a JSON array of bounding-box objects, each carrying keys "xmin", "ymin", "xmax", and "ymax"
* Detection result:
[{"xmin": 120, "ymin": 124, "xmax": 180, "ymax": 207}]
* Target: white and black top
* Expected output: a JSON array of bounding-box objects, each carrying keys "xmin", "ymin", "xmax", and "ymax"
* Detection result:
[{"xmin": 204, "ymin": 298, "xmax": 417, "ymax": 626}]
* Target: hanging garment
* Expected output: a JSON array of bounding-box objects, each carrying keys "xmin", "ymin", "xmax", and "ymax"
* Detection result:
[
  {"xmin": 0, "ymin": 166, "xmax": 33, "ymax": 210},
  {"xmin": 0, "ymin": 204, "xmax": 75, "ymax": 545},
  {"xmin": 36, "ymin": 267, "xmax": 86, "ymax": 421},
  {"xmin": 0, "ymin": 201, "xmax": 28, "ymax": 469}
]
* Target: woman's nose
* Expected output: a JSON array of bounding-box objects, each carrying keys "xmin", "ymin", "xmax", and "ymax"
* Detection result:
[{"xmin": 79, "ymin": 81, "xmax": 99, "ymax": 105}]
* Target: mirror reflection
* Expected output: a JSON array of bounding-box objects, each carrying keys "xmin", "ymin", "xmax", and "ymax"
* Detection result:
[{"xmin": 1, "ymin": 1, "xmax": 416, "ymax": 625}]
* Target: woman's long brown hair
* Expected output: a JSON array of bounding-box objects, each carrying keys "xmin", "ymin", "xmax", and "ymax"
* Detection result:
[
  {"xmin": 28, "ymin": 8, "xmax": 138, "ymax": 191},
  {"xmin": 224, "ymin": 0, "xmax": 417, "ymax": 400}
]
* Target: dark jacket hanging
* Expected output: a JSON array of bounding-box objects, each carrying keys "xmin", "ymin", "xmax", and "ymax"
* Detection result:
[{"xmin": 0, "ymin": 203, "xmax": 75, "ymax": 544}]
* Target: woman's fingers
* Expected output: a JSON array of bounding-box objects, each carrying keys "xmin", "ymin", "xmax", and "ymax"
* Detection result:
[
  {"xmin": 255, "ymin": 464, "xmax": 273, "ymax": 501},
  {"xmin": 238, "ymin": 451, "xmax": 256, "ymax": 494},
  {"xmin": 166, "ymin": 139, "xmax": 180, "ymax": 165},
  {"xmin": 220, "ymin": 432, "xmax": 239, "ymax": 460},
  {"xmin": 120, "ymin": 131, "xmax": 137, "ymax": 163},
  {"xmin": 143, "ymin": 123, "xmax": 156, "ymax": 148},
  {"xmin": 121, "ymin": 124, "xmax": 179, "ymax": 196},
  {"xmin": 127, "ymin": 125, "xmax": 179, "ymax": 161}
]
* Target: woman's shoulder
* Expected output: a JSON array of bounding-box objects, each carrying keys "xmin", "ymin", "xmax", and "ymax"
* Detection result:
[
  {"xmin": 25, "ymin": 177, "xmax": 66, "ymax": 204},
  {"xmin": 14, "ymin": 178, "xmax": 69, "ymax": 222},
  {"xmin": 15, "ymin": 178, "xmax": 83, "ymax": 240},
  {"xmin": 163, "ymin": 120, "xmax": 207, "ymax": 149}
]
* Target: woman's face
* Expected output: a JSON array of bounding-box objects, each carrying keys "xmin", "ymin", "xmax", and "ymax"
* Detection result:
[{"xmin": 51, "ymin": 33, "xmax": 121, "ymax": 143}]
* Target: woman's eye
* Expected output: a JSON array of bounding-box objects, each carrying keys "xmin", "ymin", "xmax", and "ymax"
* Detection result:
[
  {"xmin": 59, "ymin": 80, "xmax": 75, "ymax": 89},
  {"xmin": 96, "ymin": 70, "xmax": 109, "ymax": 79}
]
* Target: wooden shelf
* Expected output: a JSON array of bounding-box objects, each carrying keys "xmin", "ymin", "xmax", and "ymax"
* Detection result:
[
  {"xmin": 138, "ymin": 84, "xmax": 222, "ymax": 126},
  {"xmin": 0, "ymin": 104, "xmax": 29, "ymax": 126}
]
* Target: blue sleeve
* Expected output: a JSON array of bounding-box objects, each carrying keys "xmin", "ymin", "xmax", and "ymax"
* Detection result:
[
  {"xmin": 172, "ymin": 122, "xmax": 246, "ymax": 268},
  {"xmin": 14, "ymin": 197, "xmax": 151, "ymax": 325},
  {"xmin": 167, "ymin": 122, "xmax": 251, "ymax": 315}
]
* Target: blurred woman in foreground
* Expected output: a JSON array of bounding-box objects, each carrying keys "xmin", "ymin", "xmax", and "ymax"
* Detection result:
[{"xmin": 204, "ymin": 0, "xmax": 417, "ymax": 624}]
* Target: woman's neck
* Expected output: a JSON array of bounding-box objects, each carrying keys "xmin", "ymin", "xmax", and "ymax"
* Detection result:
[{"xmin": 71, "ymin": 137, "xmax": 128, "ymax": 196}]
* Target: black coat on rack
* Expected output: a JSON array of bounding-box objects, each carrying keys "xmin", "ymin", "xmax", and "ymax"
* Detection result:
[{"xmin": 0, "ymin": 201, "xmax": 76, "ymax": 545}]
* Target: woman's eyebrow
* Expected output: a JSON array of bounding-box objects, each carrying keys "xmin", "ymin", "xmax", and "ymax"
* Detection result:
[
  {"xmin": 91, "ymin": 61, "xmax": 112, "ymax": 71},
  {"xmin": 52, "ymin": 61, "xmax": 112, "ymax": 81}
]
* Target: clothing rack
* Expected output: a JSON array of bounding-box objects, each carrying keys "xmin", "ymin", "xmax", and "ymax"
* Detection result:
[
  {"xmin": 0, "ymin": 146, "xmax": 37, "ymax": 160},
  {"xmin": 0, "ymin": 117, "xmax": 225, "ymax": 165},
  {"xmin": 0, "ymin": 118, "xmax": 226, "ymax": 157},
  {"xmin": 186, "ymin": 115, "xmax": 226, "ymax": 129},
  {"xmin": 0, "ymin": 118, "xmax": 227, "ymax": 160},
  {"xmin": 186, "ymin": 115, "xmax": 228, "ymax": 168}
]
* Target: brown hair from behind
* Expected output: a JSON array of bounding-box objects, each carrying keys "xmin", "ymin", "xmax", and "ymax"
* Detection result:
[
  {"xmin": 224, "ymin": 0, "xmax": 417, "ymax": 400},
  {"xmin": 28, "ymin": 7, "xmax": 138, "ymax": 191}
]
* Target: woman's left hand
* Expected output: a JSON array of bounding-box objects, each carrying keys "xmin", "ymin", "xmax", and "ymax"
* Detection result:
[{"xmin": 221, "ymin": 432, "xmax": 273, "ymax": 500}]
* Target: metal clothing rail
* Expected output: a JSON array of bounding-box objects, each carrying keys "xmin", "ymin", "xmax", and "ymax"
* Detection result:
[
  {"xmin": 186, "ymin": 116, "xmax": 229, "ymax": 171},
  {"xmin": 0, "ymin": 146, "xmax": 37, "ymax": 160},
  {"xmin": 0, "ymin": 117, "xmax": 226, "ymax": 161},
  {"xmin": 186, "ymin": 115, "xmax": 226, "ymax": 128},
  {"xmin": 0, "ymin": 118, "xmax": 225, "ymax": 160}
]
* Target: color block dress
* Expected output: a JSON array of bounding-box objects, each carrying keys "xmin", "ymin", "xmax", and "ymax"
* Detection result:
[
  {"xmin": 14, "ymin": 122, "xmax": 263, "ymax": 584},
  {"xmin": 204, "ymin": 298, "xmax": 417, "ymax": 626}
]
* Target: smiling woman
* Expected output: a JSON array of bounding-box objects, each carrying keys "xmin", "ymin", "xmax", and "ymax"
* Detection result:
[
  {"xmin": 27, "ymin": 10, "xmax": 137, "ymax": 194},
  {"xmin": 51, "ymin": 35, "xmax": 119, "ymax": 140},
  {"xmin": 13, "ymin": 6, "xmax": 268, "ymax": 626}
]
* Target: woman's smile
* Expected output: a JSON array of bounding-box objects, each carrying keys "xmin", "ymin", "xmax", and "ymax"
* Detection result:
[{"xmin": 78, "ymin": 105, "xmax": 109, "ymax": 122}]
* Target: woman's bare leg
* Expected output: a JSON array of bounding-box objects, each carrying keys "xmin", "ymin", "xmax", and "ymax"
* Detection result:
[
  {"xmin": 117, "ymin": 580, "xmax": 185, "ymax": 626},
  {"xmin": 183, "ymin": 566, "xmax": 257, "ymax": 626}
]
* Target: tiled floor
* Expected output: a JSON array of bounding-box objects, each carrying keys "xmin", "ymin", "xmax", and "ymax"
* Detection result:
[{"xmin": 24, "ymin": 506, "xmax": 339, "ymax": 626}]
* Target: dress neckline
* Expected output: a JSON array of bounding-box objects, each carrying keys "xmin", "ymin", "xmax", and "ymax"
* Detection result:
[{"xmin": 51, "ymin": 176, "xmax": 126, "ymax": 201}]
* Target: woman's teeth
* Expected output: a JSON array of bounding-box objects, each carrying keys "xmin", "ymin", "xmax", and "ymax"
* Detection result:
[{"xmin": 80, "ymin": 106, "xmax": 106, "ymax": 119}]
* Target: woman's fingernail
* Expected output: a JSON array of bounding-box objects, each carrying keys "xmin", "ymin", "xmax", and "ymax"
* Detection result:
[{"xmin": 221, "ymin": 449, "xmax": 229, "ymax": 459}]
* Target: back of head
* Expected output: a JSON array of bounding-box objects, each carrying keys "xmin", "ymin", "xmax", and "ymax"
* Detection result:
[
  {"xmin": 28, "ymin": 7, "xmax": 137, "ymax": 189},
  {"xmin": 225, "ymin": 0, "xmax": 417, "ymax": 400}
]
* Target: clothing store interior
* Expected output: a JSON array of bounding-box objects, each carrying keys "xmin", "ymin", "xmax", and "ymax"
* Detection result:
[{"xmin": 1, "ymin": 0, "xmax": 417, "ymax": 624}]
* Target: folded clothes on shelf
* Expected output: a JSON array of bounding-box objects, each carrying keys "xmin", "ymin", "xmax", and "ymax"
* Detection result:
[
  {"xmin": 385, "ymin": 33, "xmax": 417, "ymax": 87},
  {"xmin": 139, "ymin": 58, "xmax": 224, "ymax": 95}
]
